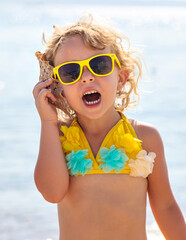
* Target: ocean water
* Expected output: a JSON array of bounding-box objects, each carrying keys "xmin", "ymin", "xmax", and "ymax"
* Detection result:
[{"xmin": 0, "ymin": 1, "xmax": 186, "ymax": 239}]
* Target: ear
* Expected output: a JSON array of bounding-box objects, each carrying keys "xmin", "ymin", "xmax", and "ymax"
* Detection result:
[{"xmin": 117, "ymin": 68, "xmax": 129, "ymax": 91}]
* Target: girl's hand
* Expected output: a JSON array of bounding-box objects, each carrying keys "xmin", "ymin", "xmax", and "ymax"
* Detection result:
[{"xmin": 33, "ymin": 79, "xmax": 58, "ymax": 124}]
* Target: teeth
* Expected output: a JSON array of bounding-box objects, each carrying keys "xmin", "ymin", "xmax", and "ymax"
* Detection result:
[
  {"xmin": 83, "ymin": 90, "xmax": 101, "ymax": 105},
  {"xmin": 84, "ymin": 97, "xmax": 101, "ymax": 105},
  {"xmin": 83, "ymin": 90, "xmax": 98, "ymax": 96}
]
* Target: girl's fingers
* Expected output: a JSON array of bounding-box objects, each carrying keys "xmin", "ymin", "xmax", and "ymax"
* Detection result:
[
  {"xmin": 47, "ymin": 90, "xmax": 57, "ymax": 103},
  {"xmin": 37, "ymin": 88, "xmax": 57, "ymax": 104},
  {"xmin": 32, "ymin": 79, "xmax": 53, "ymax": 99}
]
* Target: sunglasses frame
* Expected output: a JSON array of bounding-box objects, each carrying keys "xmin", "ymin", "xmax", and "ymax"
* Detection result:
[{"xmin": 53, "ymin": 53, "xmax": 121, "ymax": 85}]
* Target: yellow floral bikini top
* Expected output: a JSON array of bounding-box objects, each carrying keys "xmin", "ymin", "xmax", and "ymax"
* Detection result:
[{"xmin": 60, "ymin": 112, "xmax": 156, "ymax": 178}]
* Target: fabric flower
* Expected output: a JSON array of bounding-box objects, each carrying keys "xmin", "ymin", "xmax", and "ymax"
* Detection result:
[
  {"xmin": 128, "ymin": 150, "xmax": 156, "ymax": 178},
  {"xmin": 98, "ymin": 145, "xmax": 129, "ymax": 173},
  {"xmin": 113, "ymin": 124, "xmax": 142, "ymax": 155},
  {"xmin": 60, "ymin": 126, "xmax": 81, "ymax": 153},
  {"xmin": 66, "ymin": 150, "xmax": 93, "ymax": 176}
]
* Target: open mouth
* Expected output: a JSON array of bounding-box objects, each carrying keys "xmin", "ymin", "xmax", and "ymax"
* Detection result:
[{"xmin": 82, "ymin": 90, "xmax": 101, "ymax": 106}]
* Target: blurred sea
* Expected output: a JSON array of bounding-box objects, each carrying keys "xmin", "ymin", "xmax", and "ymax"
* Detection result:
[{"xmin": 0, "ymin": 1, "xmax": 186, "ymax": 239}]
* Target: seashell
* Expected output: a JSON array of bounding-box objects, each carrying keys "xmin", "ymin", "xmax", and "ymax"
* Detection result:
[{"xmin": 35, "ymin": 51, "xmax": 72, "ymax": 117}]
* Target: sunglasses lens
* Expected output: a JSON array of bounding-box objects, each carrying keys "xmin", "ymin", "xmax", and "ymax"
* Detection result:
[
  {"xmin": 90, "ymin": 56, "xmax": 112, "ymax": 75},
  {"xmin": 58, "ymin": 63, "xmax": 80, "ymax": 83}
]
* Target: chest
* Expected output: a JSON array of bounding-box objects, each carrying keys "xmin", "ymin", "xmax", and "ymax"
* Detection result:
[
  {"xmin": 64, "ymin": 174, "xmax": 148, "ymax": 207},
  {"xmin": 86, "ymin": 134, "xmax": 107, "ymax": 158}
]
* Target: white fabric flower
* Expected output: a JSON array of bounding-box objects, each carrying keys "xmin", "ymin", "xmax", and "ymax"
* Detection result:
[{"xmin": 128, "ymin": 150, "xmax": 156, "ymax": 178}]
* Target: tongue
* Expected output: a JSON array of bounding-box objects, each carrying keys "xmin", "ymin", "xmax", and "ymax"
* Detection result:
[{"xmin": 83, "ymin": 93, "xmax": 100, "ymax": 102}]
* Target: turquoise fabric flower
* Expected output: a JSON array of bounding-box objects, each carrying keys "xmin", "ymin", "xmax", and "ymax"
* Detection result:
[
  {"xmin": 66, "ymin": 150, "xmax": 93, "ymax": 176},
  {"xmin": 98, "ymin": 145, "xmax": 129, "ymax": 173}
]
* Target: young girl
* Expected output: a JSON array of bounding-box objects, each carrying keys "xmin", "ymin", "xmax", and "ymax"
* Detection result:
[{"xmin": 33, "ymin": 15, "xmax": 186, "ymax": 240}]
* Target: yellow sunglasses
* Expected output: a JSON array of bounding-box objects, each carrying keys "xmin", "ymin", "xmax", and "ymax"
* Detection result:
[{"xmin": 53, "ymin": 53, "xmax": 121, "ymax": 85}]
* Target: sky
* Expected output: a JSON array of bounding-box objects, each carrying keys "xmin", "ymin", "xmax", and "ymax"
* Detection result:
[{"xmin": 3, "ymin": 0, "xmax": 186, "ymax": 6}]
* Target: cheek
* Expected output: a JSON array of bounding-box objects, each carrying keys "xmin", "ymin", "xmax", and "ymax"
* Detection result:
[
  {"xmin": 62, "ymin": 85, "xmax": 79, "ymax": 106},
  {"xmin": 105, "ymin": 74, "xmax": 119, "ymax": 94},
  {"xmin": 62, "ymin": 86, "xmax": 71, "ymax": 100}
]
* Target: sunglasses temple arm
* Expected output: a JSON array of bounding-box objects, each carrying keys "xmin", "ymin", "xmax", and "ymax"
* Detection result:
[
  {"xmin": 53, "ymin": 70, "xmax": 57, "ymax": 79},
  {"xmin": 115, "ymin": 57, "xmax": 121, "ymax": 68}
]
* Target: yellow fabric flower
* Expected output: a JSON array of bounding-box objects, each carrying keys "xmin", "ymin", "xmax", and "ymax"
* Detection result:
[
  {"xmin": 60, "ymin": 126, "xmax": 81, "ymax": 153},
  {"xmin": 113, "ymin": 124, "xmax": 142, "ymax": 156}
]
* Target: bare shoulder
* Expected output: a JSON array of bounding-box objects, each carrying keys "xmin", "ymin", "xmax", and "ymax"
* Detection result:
[
  {"xmin": 129, "ymin": 117, "xmax": 178, "ymax": 209},
  {"xmin": 128, "ymin": 117, "xmax": 164, "ymax": 153}
]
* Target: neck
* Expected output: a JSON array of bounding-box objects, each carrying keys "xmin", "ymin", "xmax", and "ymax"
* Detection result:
[{"xmin": 76, "ymin": 109, "xmax": 121, "ymax": 137}]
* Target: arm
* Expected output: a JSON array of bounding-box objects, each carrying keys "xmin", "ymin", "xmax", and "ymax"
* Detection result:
[
  {"xmin": 138, "ymin": 124, "xmax": 186, "ymax": 239},
  {"xmin": 34, "ymin": 121, "xmax": 69, "ymax": 203},
  {"xmin": 33, "ymin": 79, "xmax": 69, "ymax": 203}
]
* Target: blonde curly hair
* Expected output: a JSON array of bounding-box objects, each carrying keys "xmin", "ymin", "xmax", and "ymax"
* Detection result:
[{"xmin": 43, "ymin": 14, "xmax": 142, "ymax": 118}]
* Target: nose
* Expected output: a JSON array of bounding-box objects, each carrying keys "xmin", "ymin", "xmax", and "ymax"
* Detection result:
[{"xmin": 80, "ymin": 66, "xmax": 95, "ymax": 84}]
